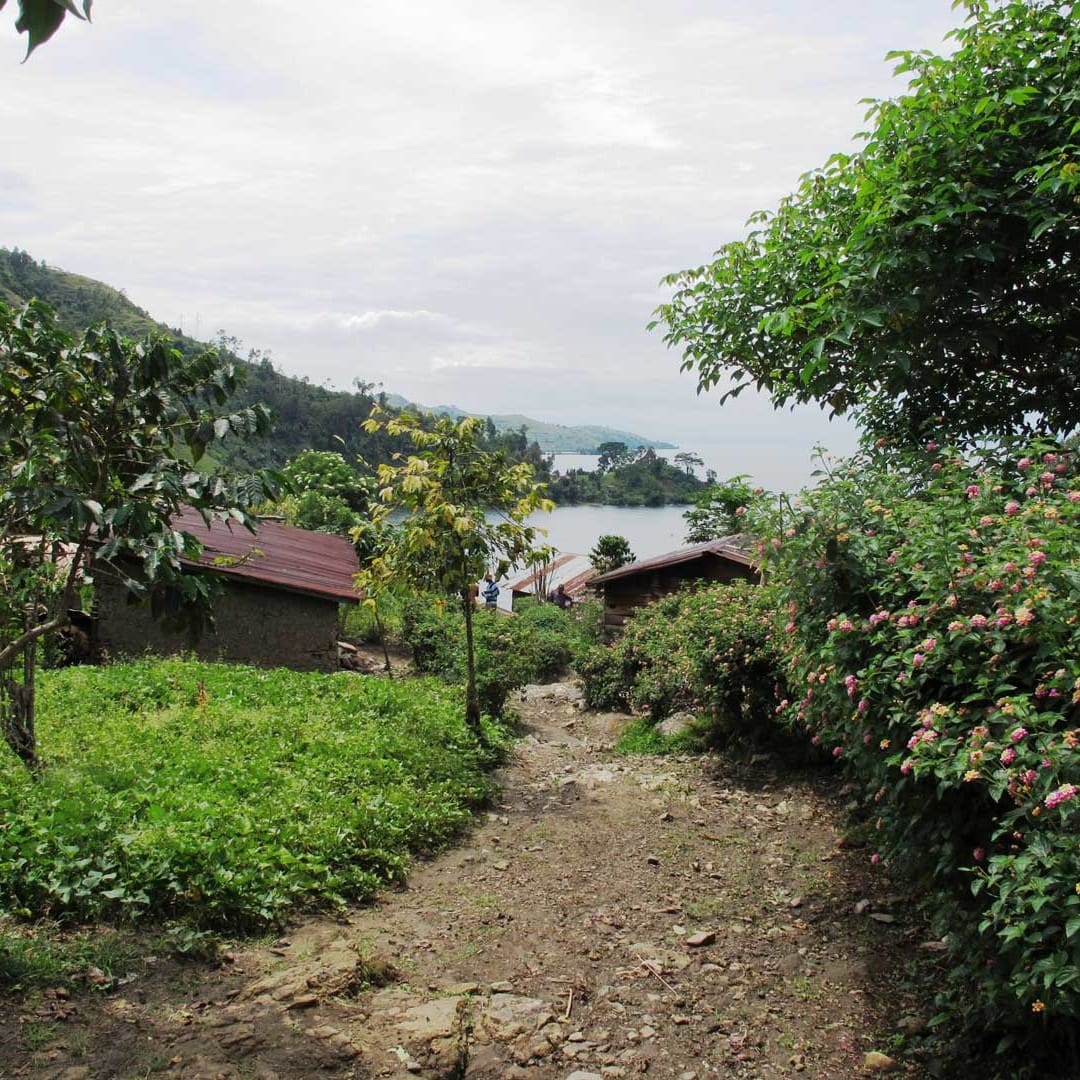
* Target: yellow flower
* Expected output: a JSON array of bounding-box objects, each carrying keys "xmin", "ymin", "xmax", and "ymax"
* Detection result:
[
  {"xmin": 964, "ymin": 770, "xmax": 980, "ymax": 782},
  {"xmin": 1032, "ymin": 1000, "xmax": 1045, "ymax": 1014},
  {"xmin": 880, "ymin": 739, "xmax": 891, "ymax": 750}
]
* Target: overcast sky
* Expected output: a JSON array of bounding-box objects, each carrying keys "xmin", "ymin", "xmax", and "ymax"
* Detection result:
[{"xmin": 2, "ymin": 2, "xmax": 963, "ymax": 489}]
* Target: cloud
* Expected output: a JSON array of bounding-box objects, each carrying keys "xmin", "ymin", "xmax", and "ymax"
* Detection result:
[
  {"xmin": 2, "ymin": 0, "xmax": 964, "ymax": 493},
  {"xmin": 430, "ymin": 343, "xmax": 553, "ymax": 373},
  {"xmin": 334, "ymin": 309, "xmax": 451, "ymax": 332}
]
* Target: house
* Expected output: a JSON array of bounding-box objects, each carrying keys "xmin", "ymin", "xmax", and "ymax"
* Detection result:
[
  {"xmin": 504, "ymin": 552, "xmax": 596, "ymax": 610},
  {"xmin": 92, "ymin": 508, "xmax": 359, "ymax": 672},
  {"xmin": 590, "ymin": 536, "xmax": 758, "ymax": 633}
]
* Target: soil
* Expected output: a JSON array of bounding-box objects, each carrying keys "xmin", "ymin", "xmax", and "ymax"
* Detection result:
[{"xmin": 0, "ymin": 669, "xmax": 945, "ymax": 1080}]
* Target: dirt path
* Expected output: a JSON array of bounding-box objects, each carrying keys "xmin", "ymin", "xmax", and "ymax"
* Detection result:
[{"xmin": 1, "ymin": 683, "xmax": 937, "ymax": 1079}]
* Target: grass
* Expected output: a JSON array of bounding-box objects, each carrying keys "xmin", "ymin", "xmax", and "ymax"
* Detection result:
[
  {"xmin": 614, "ymin": 718, "xmax": 701, "ymax": 755},
  {"xmin": 0, "ymin": 659, "xmax": 507, "ymax": 945},
  {"xmin": 0, "ymin": 917, "xmax": 142, "ymax": 991}
]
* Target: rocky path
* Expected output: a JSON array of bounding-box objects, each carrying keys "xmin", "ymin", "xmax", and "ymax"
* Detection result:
[{"xmin": 3, "ymin": 683, "xmax": 935, "ymax": 1079}]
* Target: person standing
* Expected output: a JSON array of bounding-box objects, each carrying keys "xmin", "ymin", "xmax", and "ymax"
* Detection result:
[{"xmin": 481, "ymin": 573, "xmax": 500, "ymax": 609}]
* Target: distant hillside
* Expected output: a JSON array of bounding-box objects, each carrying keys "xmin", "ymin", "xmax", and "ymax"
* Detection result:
[
  {"xmin": 0, "ymin": 248, "xmax": 171, "ymax": 342},
  {"xmin": 384, "ymin": 396, "xmax": 673, "ymax": 453},
  {"xmin": 0, "ymin": 247, "xmax": 669, "ymax": 468}
]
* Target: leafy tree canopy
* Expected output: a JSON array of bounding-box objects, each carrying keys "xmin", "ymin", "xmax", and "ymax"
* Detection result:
[
  {"xmin": 590, "ymin": 534, "xmax": 636, "ymax": 576},
  {"xmin": 655, "ymin": 0, "xmax": 1080, "ymax": 445},
  {"xmin": 0, "ymin": 300, "xmax": 280, "ymax": 766},
  {"xmin": 683, "ymin": 475, "xmax": 759, "ymax": 543},
  {"xmin": 3, "ymin": 0, "xmax": 90, "ymax": 59},
  {"xmin": 355, "ymin": 410, "xmax": 553, "ymax": 730}
]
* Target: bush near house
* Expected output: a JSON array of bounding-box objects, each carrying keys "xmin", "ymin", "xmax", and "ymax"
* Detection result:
[
  {"xmin": 577, "ymin": 579, "xmax": 786, "ymax": 749},
  {"xmin": 401, "ymin": 595, "xmax": 601, "ymax": 717},
  {"xmin": 0, "ymin": 660, "xmax": 503, "ymax": 933}
]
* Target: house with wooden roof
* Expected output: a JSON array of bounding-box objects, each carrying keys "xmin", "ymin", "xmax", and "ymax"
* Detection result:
[
  {"xmin": 590, "ymin": 536, "xmax": 758, "ymax": 633},
  {"xmin": 92, "ymin": 508, "xmax": 359, "ymax": 672}
]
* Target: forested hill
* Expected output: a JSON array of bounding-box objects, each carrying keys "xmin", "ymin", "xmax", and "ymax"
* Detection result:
[
  {"xmin": 0, "ymin": 247, "xmax": 549, "ymax": 475},
  {"xmin": 0, "ymin": 248, "xmax": 669, "ymax": 467}
]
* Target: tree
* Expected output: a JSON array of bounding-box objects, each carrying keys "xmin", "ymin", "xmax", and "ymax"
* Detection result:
[
  {"xmin": 270, "ymin": 449, "xmax": 377, "ymax": 537},
  {"xmin": 673, "ymin": 451, "xmax": 704, "ymax": 477},
  {"xmin": 589, "ymin": 534, "xmax": 635, "ymax": 576},
  {"xmin": 655, "ymin": 1, "xmax": 1080, "ymax": 445},
  {"xmin": 4, "ymin": 0, "xmax": 91, "ymax": 59},
  {"xmin": 683, "ymin": 475, "xmax": 758, "ymax": 542},
  {"xmin": 354, "ymin": 410, "xmax": 552, "ymax": 733},
  {"xmin": 596, "ymin": 441, "xmax": 631, "ymax": 474},
  {"xmin": 0, "ymin": 300, "xmax": 279, "ymax": 767}
]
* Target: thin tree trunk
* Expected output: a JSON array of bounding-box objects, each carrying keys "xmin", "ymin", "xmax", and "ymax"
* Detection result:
[
  {"xmin": 0, "ymin": 606, "xmax": 42, "ymax": 770},
  {"xmin": 461, "ymin": 589, "xmax": 481, "ymax": 733},
  {"xmin": 373, "ymin": 607, "xmax": 393, "ymax": 676}
]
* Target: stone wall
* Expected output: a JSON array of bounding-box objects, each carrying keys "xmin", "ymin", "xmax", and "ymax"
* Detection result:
[{"xmin": 93, "ymin": 572, "xmax": 342, "ymax": 672}]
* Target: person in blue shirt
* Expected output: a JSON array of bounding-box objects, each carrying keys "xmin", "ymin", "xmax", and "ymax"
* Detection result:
[{"xmin": 482, "ymin": 573, "xmax": 500, "ymax": 609}]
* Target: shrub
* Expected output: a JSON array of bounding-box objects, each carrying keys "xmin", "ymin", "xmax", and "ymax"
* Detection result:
[
  {"xmin": 759, "ymin": 442, "xmax": 1080, "ymax": 1059},
  {"xmin": 400, "ymin": 596, "xmax": 578, "ymax": 716},
  {"xmin": 577, "ymin": 580, "xmax": 787, "ymax": 748}
]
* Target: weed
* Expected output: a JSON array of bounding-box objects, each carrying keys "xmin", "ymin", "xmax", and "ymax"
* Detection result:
[
  {"xmin": 789, "ymin": 975, "xmax": 822, "ymax": 1002},
  {"xmin": 22, "ymin": 1021, "xmax": 58, "ymax": 1050}
]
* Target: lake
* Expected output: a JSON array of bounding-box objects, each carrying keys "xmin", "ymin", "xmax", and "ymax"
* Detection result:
[{"xmin": 521, "ymin": 503, "xmax": 690, "ymax": 561}]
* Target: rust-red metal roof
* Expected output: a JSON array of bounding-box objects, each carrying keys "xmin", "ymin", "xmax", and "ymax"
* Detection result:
[
  {"xmin": 172, "ymin": 507, "xmax": 360, "ymax": 604},
  {"xmin": 506, "ymin": 552, "xmax": 597, "ymax": 599},
  {"xmin": 590, "ymin": 536, "xmax": 754, "ymax": 586}
]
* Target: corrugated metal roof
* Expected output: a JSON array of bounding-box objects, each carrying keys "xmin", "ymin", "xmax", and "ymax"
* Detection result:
[
  {"xmin": 505, "ymin": 552, "xmax": 596, "ymax": 598},
  {"xmin": 590, "ymin": 535, "xmax": 753, "ymax": 585},
  {"xmin": 172, "ymin": 507, "xmax": 360, "ymax": 604}
]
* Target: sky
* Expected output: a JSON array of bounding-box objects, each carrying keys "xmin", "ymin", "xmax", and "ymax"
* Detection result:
[{"xmin": 1, "ymin": 1, "xmax": 964, "ymax": 490}]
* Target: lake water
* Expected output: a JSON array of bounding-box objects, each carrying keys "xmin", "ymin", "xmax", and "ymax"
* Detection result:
[
  {"xmin": 522, "ymin": 503, "xmax": 690, "ymax": 561},
  {"xmin": 530, "ymin": 446, "xmax": 730, "ymax": 559}
]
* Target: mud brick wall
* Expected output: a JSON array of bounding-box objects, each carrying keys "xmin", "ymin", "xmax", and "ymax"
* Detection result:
[{"xmin": 92, "ymin": 572, "xmax": 342, "ymax": 672}]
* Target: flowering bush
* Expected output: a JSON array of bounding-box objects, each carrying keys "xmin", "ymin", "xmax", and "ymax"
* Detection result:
[
  {"xmin": 577, "ymin": 580, "xmax": 787, "ymax": 747},
  {"xmin": 758, "ymin": 442, "xmax": 1080, "ymax": 1050}
]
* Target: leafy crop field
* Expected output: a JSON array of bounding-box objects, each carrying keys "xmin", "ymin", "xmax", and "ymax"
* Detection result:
[{"xmin": 0, "ymin": 660, "xmax": 501, "ymax": 931}]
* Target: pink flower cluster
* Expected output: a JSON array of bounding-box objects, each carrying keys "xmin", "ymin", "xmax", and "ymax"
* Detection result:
[{"xmin": 1045, "ymin": 785, "xmax": 1078, "ymax": 810}]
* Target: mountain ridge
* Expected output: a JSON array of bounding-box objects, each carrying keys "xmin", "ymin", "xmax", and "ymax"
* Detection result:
[{"xmin": 0, "ymin": 248, "xmax": 672, "ymax": 456}]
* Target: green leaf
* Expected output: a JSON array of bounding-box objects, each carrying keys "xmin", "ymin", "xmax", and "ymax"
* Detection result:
[{"xmin": 14, "ymin": 0, "xmax": 66, "ymax": 58}]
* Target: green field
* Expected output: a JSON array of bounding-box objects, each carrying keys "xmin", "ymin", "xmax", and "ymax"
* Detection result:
[{"xmin": 0, "ymin": 660, "xmax": 503, "ymax": 932}]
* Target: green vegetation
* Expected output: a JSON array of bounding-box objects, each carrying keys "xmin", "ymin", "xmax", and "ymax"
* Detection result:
[
  {"xmin": 0, "ymin": 299, "xmax": 279, "ymax": 768},
  {"xmin": 550, "ymin": 445, "xmax": 705, "ymax": 506},
  {"xmin": 402, "ymin": 595, "xmax": 602, "ymax": 718},
  {"xmin": 589, "ymin": 534, "xmax": 635, "ymax": 575},
  {"xmin": 682, "ymin": 476, "xmax": 758, "ymax": 542},
  {"xmin": 656, "ymin": 0, "xmax": 1080, "ymax": 445},
  {"xmin": 578, "ymin": 579, "xmax": 783, "ymax": 748},
  {"xmin": 0, "ymin": 659, "xmax": 503, "ymax": 936},
  {"xmin": 4, "ymin": 0, "xmax": 92, "ymax": 60},
  {"xmin": 760, "ymin": 443, "xmax": 1080, "ymax": 1059},
  {"xmin": 356, "ymin": 410, "xmax": 553, "ymax": 730}
]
